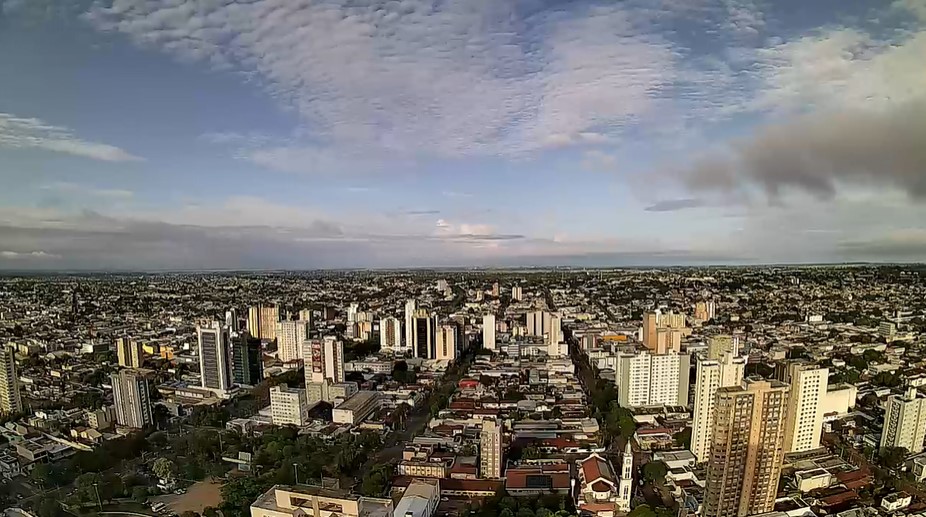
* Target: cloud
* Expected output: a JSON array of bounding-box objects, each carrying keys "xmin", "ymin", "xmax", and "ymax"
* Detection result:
[
  {"xmin": 645, "ymin": 198, "xmax": 705, "ymax": 212},
  {"xmin": 580, "ymin": 150, "xmax": 618, "ymax": 172},
  {"xmin": 81, "ymin": 0, "xmax": 747, "ymax": 161},
  {"xmin": 40, "ymin": 182, "xmax": 134, "ymax": 199},
  {"xmin": 682, "ymin": 101, "xmax": 926, "ymax": 199},
  {"xmin": 0, "ymin": 250, "xmax": 61, "ymax": 260},
  {"xmin": 839, "ymin": 229, "xmax": 926, "ymax": 259},
  {"xmin": 0, "ymin": 113, "xmax": 142, "ymax": 162}
]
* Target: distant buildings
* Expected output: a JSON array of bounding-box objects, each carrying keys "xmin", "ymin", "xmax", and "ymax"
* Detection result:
[
  {"xmin": 511, "ymin": 285, "xmax": 523, "ymax": 301},
  {"xmin": 691, "ymin": 347, "xmax": 746, "ymax": 463},
  {"xmin": 642, "ymin": 310, "xmax": 685, "ymax": 353},
  {"xmin": 198, "ymin": 322, "xmax": 233, "ymax": 395},
  {"xmin": 276, "ymin": 320, "xmax": 310, "ymax": 363},
  {"xmin": 270, "ymin": 385, "xmax": 309, "ymax": 426},
  {"xmin": 694, "ymin": 300, "xmax": 716, "ymax": 322},
  {"xmin": 303, "ymin": 337, "xmax": 345, "ymax": 403},
  {"xmin": 111, "ymin": 370, "xmax": 152, "ymax": 428},
  {"xmin": 232, "ymin": 333, "xmax": 263, "ymax": 386},
  {"xmin": 881, "ymin": 387, "xmax": 926, "ymax": 453},
  {"xmin": 115, "ymin": 337, "xmax": 143, "ymax": 368},
  {"xmin": 480, "ymin": 419, "xmax": 503, "ymax": 479},
  {"xmin": 703, "ymin": 379, "xmax": 790, "ymax": 517},
  {"xmin": 0, "ymin": 346, "xmax": 22, "ymax": 414}
]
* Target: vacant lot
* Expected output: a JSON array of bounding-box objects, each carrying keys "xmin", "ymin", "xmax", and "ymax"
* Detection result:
[{"xmin": 152, "ymin": 478, "xmax": 223, "ymax": 514}]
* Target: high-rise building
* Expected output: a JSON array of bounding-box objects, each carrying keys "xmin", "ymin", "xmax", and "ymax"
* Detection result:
[
  {"xmin": 435, "ymin": 324, "xmax": 458, "ymax": 361},
  {"xmin": 694, "ymin": 301, "xmax": 716, "ymax": 322},
  {"xmin": 111, "ymin": 370, "xmax": 152, "ymax": 428},
  {"xmin": 642, "ymin": 311, "xmax": 658, "ymax": 350},
  {"xmin": 881, "ymin": 387, "xmax": 926, "ymax": 453},
  {"xmin": 0, "ymin": 346, "xmax": 22, "ymax": 414},
  {"xmin": 482, "ymin": 314, "xmax": 496, "ymax": 351},
  {"xmin": 511, "ymin": 285, "xmax": 523, "ymax": 301},
  {"xmin": 298, "ymin": 308, "xmax": 314, "ymax": 327},
  {"xmin": 404, "ymin": 299, "xmax": 417, "ymax": 349},
  {"xmin": 617, "ymin": 441, "xmax": 633, "ymax": 512},
  {"xmin": 115, "ymin": 336, "xmax": 143, "ymax": 368},
  {"xmin": 616, "ymin": 351, "xmax": 690, "ymax": 407},
  {"xmin": 526, "ymin": 310, "xmax": 553, "ymax": 338},
  {"xmin": 703, "ymin": 380, "xmax": 790, "ymax": 517},
  {"xmin": 198, "ymin": 322, "xmax": 232, "ymax": 394},
  {"xmin": 411, "ymin": 309, "xmax": 436, "ymax": 359},
  {"xmin": 492, "ymin": 282, "xmax": 500, "ymax": 297},
  {"xmin": 225, "ymin": 308, "xmax": 240, "ymax": 332},
  {"xmin": 248, "ymin": 304, "xmax": 280, "ymax": 341},
  {"xmin": 548, "ymin": 313, "xmax": 562, "ymax": 345},
  {"xmin": 275, "ymin": 320, "xmax": 310, "ymax": 363},
  {"xmin": 303, "ymin": 337, "xmax": 345, "ymax": 402},
  {"xmin": 691, "ymin": 350, "xmax": 746, "ymax": 462},
  {"xmin": 347, "ymin": 302, "xmax": 360, "ymax": 324},
  {"xmin": 480, "ymin": 419, "xmax": 503, "ymax": 479},
  {"xmin": 270, "ymin": 385, "xmax": 309, "ymax": 426},
  {"xmin": 232, "ymin": 333, "xmax": 263, "ymax": 386},
  {"xmin": 380, "ymin": 316, "xmax": 403, "ymax": 352},
  {"xmin": 783, "ymin": 363, "xmax": 829, "ymax": 453},
  {"xmin": 707, "ymin": 335, "xmax": 738, "ymax": 360}
]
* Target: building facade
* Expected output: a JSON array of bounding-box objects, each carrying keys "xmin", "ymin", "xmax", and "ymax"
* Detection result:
[
  {"xmin": 616, "ymin": 351, "xmax": 690, "ymax": 408},
  {"xmin": 270, "ymin": 385, "xmax": 309, "ymax": 426},
  {"xmin": 691, "ymin": 350, "xmax": 746, "ymax": 462},
  {"xmin": 703, "ymin": 380, "xmax": 790, "ymax": 517},
  {"xmin": 783, "ymin": 363, "xmax": 829, "ymax": 453},
  {"xmin": 232, "ymin": 333, "xmax": 263, "ymax": 386},
  {"xmin": 483, "ymin": 314, "xmax": 496, "ymax": 351},
  {"xmin": 881, "ymin": 387, "xmax": 926, "ymax": 453},
  {"xmin": 198, "ymin": 322, "xmax": 233, "ymax": 394},
  {"xmin": 112, "ymin": 370, "xmax": 152, "ymax": 428},
  {"xmin": 115, "ymin": 337, "xmax": 143, "ymax": 368},
  {"xmin": 275, "ymin": 320, "xmax": 310, "ymax": 363},
  {"xmin": 480, "ymin": 419, "xmax": 503, "ymax": 479},
  {"xmin": 0, "ymin": 346, "xmax": 22, "ymax": 414},
  {"xmin": 379, "ymin": 316, "xmax": 403, "ymax": 352}
]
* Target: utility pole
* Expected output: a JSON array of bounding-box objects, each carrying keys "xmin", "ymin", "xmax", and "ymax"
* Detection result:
[
  {"xmin": 93, "ymin": 482, "xmax": 103, "ymax": 510},
  {"xmin": 293, "ymin": 463, "xmax": 300, "ymax": 485}
]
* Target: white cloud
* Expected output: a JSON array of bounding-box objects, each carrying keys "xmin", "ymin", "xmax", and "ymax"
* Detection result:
[
  {"xmin": 41, "ymin": 182, "xmax": 134, "ymax": 199},
  {"xmin": 0, "ymin": 250, "xmax": 61, "ymax": 260},
  {"xmin": 0, "ymin": 113, "xmax": 142, "ymax": 162},
  {"xmin": 82, "ymin": 0, "xmax": 733, "ymax": 162}
]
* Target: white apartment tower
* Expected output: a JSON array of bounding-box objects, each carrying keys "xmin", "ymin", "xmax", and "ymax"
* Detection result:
[
  {"xmin": 404, "ymin": 299, "xmax": 417, "ymax": 349},
  {"xmin": 379, "ymin": 316, "xmax": 403, "ymax": 352},
  {"xmin": 616, "ymin": 351, "xmax": 690, "ymax": 408},
  {"xmin": 436, "ymin": 324, "xmax": 458, "ymax": 361},
  {"xmin": 480, "ymin": 419, "xmax": 503, "ymax": 479},
  {"xmin": 275, "ymin": 320, "xmax": 310, "ymax": 363},
  {"xmin": 783, "ymin": 363, "xmax": 829, "ymax": 453},
  {"xmin": 115, "ymin": 337, "xmax": 143, "ymax": 368},
  {"xmin": 270, "ymin": 385, "xmax": 309, "ymax": 426},
  {"xmin": 198, "ymin": 322, "xmax": 233, "ymax": 394},
  {"xmin": 111, "ymin": 370, "xmax": 152, "ymax": 428},
  {"xmin": 482, "ymin": 314, "xmax": 496, "ymax": 351},
  {"xmin": 616, "ymin": 440, "xmax": 633, "ymax": 511},
  {"xmin": 511, "ymin": 285, "xmax": 523, "ymax": 301},
  {"xmin": 691, "ymin": 350, "xmax": 746, "ymax": 462},
  {"xmin": 881, "ymin": 387, "xmax": 926, "ymax": 453},
  {"xmin": 548, "ymin": 313, "xmax": 562, "ymax": 345},
  {"xmin": 0, "ymin": 346, "xmax": 22, "ymax": 414}
]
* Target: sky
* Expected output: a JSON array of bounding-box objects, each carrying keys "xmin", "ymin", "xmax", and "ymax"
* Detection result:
[{"xmin": 0, "ymin": 0, "xmax": 924, "ymax": 270}]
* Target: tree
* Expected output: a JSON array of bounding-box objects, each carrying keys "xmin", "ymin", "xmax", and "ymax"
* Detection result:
[
  {"xmin": 642, "ymin": 461, "xmax": 668, "ymax": 484},
  {"xmin": 673, "ymin": 428, "xmax": 692, "ymax": 448},
  {"xmin": 203, "ymin": 507, "xmax": 220, "ymax": 517},
  {"xmin": 880, "ymin": 446, "xmax": 908, "ymax": 469},
  {"xmin": 627, "ymin": 505, "xmax": 658, "ymax": 517},
  {"xmin": 153, "ymin": 457, "xmax": 178, "ymax": 482},
  {"xmin": 35, "ymin": 499, "xmax": 65, "ymax": 517},
  {"xmin": 131, "ymin": 485, "xmax": 149, "ymax": 503},
  {"xmin": 517, "ymin": 507, "xmax": 536, "ymax": 517},
  {"xmin": 360, "ymin": 464, "xmax": 392, "ymax": 496}
]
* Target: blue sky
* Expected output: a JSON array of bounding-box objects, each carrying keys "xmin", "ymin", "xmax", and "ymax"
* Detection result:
[{"xmin": 0, "ymin": 0, "xmax": 924, "ymax": 269}]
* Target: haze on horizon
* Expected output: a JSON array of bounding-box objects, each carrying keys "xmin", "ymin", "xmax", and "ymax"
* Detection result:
[{"xmin": 1, "ymin": 0, "xmax": 925, "ymax": 270}]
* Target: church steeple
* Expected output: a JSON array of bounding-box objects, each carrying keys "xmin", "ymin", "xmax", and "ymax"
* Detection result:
[{"xmin": 617, "ymin": 440, "xmax": 633, "ymax": 512}]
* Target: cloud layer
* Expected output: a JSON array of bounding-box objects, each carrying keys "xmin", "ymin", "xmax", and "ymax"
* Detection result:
[{"xmin": 0, "ymin": 113, "xmax": 142, "ymax": 162}]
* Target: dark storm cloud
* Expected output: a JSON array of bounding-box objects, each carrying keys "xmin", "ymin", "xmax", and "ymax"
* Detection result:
[{"xmin": 683, "ymin": 101, "xmax": 926, "ymax": 199}]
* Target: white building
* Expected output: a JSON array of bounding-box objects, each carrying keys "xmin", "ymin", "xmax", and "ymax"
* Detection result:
[
  {"xmin": 270, "ymin": 385, "xmax": 309, "ymax": 426},
  {"xmin": 115, "ymin": 337, "xmax": 143, "ymax": 368},
  {"xmin": 616, "ymin": 441, "xmax": 633, "ymax": 512},
  {"xmin": 511, "ymin": 286, "xmax": 523, "ymax": 301},
  {"xmin": 548, "ymin": 313, "xmax": 562, "ymax": 345},
  {"xmin": 784, "ymin": 363, "xmax": 829, "ymax": 453},
  {"xmin": 691, "ymin": 350, "xmax": 746, "ymax": 462},
  {"xmin": 435, "ymin": 324, "xmax": 458, "ymax": 361},
  {"xmin": 333, "ymin": 391, "xmax": 382, "ymax": 425},
  {"xmin": 404, "ymin": 299, "xmax": 417, "ymax": 349},
  {"xmin": 526, "ymin": 310, "xmax": 552, "ymax": 338},
  {"xmin": 198, "ymin": 322, "xmax": 233, "ymax": 395},
  {"xmin": 380, "ymin": 316, "xmax": 403, "ymax": 352},
  {"xmin": 480, "ymin": 419, "xmax": 503, "ymax": 479},
  {"xmin": 303, "ymin": 337, "xmax": 345, "ymax": 403},
  {"xmin": 881, "ymin": 387, "xmax": 926, "ymax": 453},
  {"xmin": 112, "ymin": 370, "xmax": 152, "ymax": 428},
  {"xmin": 616, "ymin": 350, "xmax": 690, "ymax": 408},
  {"xmin": 482, "ymin": 314, "xmax": 496, "ymax": 351},
  {"xmin": 275, "ymin": 320, "xmax": 310, "ymax": 363},
  {"xmin": 393, "ymin": 479, "xmax": 440, "ymax": 517}
]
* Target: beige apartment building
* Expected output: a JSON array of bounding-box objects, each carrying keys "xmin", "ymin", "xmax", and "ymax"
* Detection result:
[{"xmin": 703, "ymin": 379, "xmax": 790, "ymax": 517}]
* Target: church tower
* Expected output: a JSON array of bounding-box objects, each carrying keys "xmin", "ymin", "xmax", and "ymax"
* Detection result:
[{"xmin": 617, "ymin": 440, "xmax": 633, "ymax": 511}]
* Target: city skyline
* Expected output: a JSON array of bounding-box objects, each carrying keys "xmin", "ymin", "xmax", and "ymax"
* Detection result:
[{"xmin": 1, "ymin": 0, "xmax": 925, "ymax": 270}]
